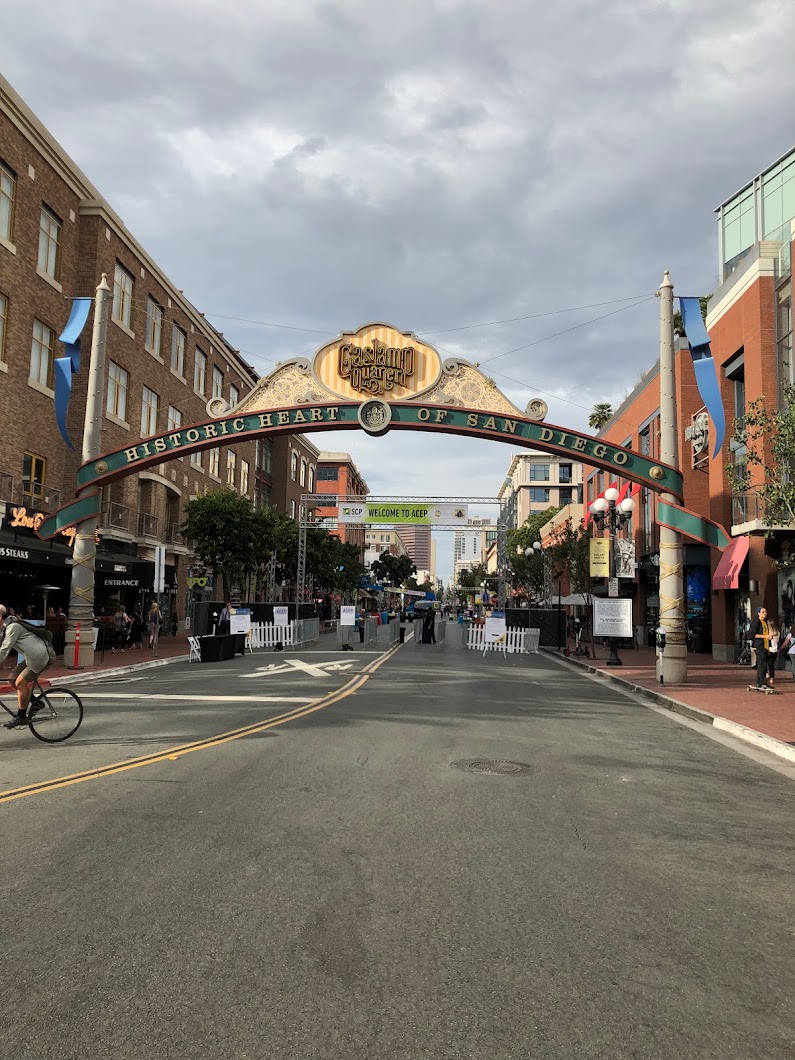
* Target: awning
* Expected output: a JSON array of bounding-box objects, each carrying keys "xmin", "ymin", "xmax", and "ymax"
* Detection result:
[
  {"xmin": 712, "ymin": 536, "xmax": 749, "ymax": 590},
  {"xmin": 559, "ymin": 593, "xmax": 590, "ymax": 606}
]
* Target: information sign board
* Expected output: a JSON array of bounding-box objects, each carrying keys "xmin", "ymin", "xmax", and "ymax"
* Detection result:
[{"xmin": 593, "ymin": 598, "xmax": 633, "ymax": 638}]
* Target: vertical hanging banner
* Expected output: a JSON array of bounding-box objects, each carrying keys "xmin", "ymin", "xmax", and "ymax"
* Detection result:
[
  {"xmin": 154, "ymin": 546, "xmax": 166, "ymax": 593},
  {"xmin": 679, "ymin": 297, "xmax": 726, "ymax": 459},
  {"xmin": 55, "ymin": 298, "xmax": 93, "ymax": 449}
]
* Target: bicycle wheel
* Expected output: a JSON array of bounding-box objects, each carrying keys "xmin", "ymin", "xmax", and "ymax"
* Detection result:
[{"xmin": 28, "ymin": 688, "xmax": 83, "ymax": 743}]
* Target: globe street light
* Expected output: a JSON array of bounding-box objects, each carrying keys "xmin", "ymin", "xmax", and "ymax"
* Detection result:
[{"xmin": 589, "ymin": 489, "xmax": 635, "ymax": 666}]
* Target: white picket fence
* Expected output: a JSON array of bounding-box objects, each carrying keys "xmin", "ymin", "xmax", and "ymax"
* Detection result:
[
  {"xmin": 465, "ymin": 625, "xmax": 539, "ymax": 654},
  {"xmin": 249, "ymin": 618, "xmax": 319, "ymax": 650}
]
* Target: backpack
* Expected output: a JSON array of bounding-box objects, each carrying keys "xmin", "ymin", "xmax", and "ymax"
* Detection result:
[{"xmin": 14, "ymin": 618, "xmax": 54, "ymax": 645}]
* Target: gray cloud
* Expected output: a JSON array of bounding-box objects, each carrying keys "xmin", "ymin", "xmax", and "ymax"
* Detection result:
[{"xmin": 2, "ymin": 0, "xmax": 795, "ymax": 578}]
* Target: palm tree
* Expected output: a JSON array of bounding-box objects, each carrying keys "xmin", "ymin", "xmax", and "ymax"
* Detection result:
[{"xmin": 588, "ymin": 403, "xmax": 613, "ymax": 431}]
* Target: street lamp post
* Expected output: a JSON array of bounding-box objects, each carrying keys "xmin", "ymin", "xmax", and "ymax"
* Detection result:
[{"xmin": 589, "ymin": 487, "xmax": 635, "ymax": 666}]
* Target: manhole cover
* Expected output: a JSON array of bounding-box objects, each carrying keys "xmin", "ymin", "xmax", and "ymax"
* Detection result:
[{"xmin": 451, "ymin": 758, "xmax": 532, "ymax": 777}]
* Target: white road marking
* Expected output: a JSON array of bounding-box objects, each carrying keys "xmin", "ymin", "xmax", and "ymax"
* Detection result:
[
  {"xmin": 240, "ymin": 659, "xmax": 354, "ymax": 679},
  {"xmin": 75, "ymin": 693, "xmax": 313, "ymax": 703}
]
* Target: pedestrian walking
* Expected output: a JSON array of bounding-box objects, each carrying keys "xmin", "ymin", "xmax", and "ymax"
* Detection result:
[
  {"xmin": 112, "ymin": 604, "xmax": 130, "ymax": 653},
  {"xmin": 147, "ymin": 601, "xmax": 161, "ymax": 649},
  {"xmin": 748, "ymin": 606, "xmax": 775, "ymax": 689}
]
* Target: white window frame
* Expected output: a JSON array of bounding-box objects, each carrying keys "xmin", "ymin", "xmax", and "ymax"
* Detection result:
[
  {"xmin": 300, "ymin": 459, "xmax": 307, "ymax": 487},
  {"xmin": 240, "ymin": 460, "xmax": 249, "ymax": 495},
  {"xmin": 140, "ymin": 386, "xmax": 159, "ymax": 437},
  {"xmin": 0, "ymin": 291, "xmax": 7, "ymax": 363},
  {"xmin": 290, "ymin": 451, "xmax": 298, "ymax": 481},
  {"xmin": 145, "ymin": 297, "xmax": 163, "ymax": 358},
  {"xmin": 212, "ymin": 365, "xmax": 224, "ymax": 400},
  {"xmin": 0, "ymin": 161, "xmax": 15, "ymax": 244},
  {"xmin": 171, "ymin": 325, "xmax": 186, "ymax": 377},
  {"xmin": 229, "ymin": 384, "xmax": 239, "ymax": 408},
  {"xmin": 194, "ymin": 349, "xmax": 207, "ymax": 396},
  {"xmin": 209, "ymin": 448, "xmax": 220, "ymax": 478},
  {"xmin": 107, "ymin": 361, "xmax": 129, "ymax": 421},
  {"xmin": 167, "ymin": 405, "xmax": 182, "ymax": 431},
  {"xmin": 227, "ymin": 450, "xmax": 237, "ymax": 487},
  {"xmin": 37, "ymin": 205, "xmax": 61, "ymax": 280},
  {"xmin": 112, "ymin": 263, "xmax": 134, "ymax": 329},
  {"xmin": 30, "ymin": 319, "xmax": 54, "ymax": 389}
]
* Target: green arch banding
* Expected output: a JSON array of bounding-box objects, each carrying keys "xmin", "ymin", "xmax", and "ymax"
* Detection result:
[{"xmin": 75, "ymin": 401, "xmax": 683, "ymax": 499}]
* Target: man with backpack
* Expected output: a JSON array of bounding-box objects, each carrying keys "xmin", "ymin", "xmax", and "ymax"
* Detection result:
[{"xmin": 0, "ymin": 604, "xmax": 57, "ymax": 729}]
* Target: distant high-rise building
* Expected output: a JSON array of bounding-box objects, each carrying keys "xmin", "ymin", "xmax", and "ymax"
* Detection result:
[{"xmin": 399, "ymin": 525, "xmax": 431, "ymax": 574}]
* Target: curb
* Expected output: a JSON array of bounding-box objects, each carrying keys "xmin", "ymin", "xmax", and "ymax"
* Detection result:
[
  {"xmin": 543, "ymin": 648, "xmax": 795, "ymax": 766},
  {"xmin": 48, "ymin": 654, "xmax": 189, "ymax": 687}
]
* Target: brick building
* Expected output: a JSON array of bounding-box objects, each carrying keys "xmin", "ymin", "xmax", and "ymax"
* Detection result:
[
  {"xmin": 312, "ymin": 451, "xmax": 369, "ymax": 559},
  {"xmin": 270, "ymin": 435, "xmax": 319, "ymax": 524},
  {"xmin": 0, "ymin": 74, "xmax": 301, "ymax": 626}
]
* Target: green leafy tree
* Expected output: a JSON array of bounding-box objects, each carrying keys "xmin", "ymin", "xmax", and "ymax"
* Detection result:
[
  {"xmin": 727, "ymin": 382, "xmax": 795, "ymax": 527},
  {"xmin": 181, "ymin": 489, "xmax": 262, "ymax": 599},
  {"xmin": 588, "ymin": 403, "xmax": 613, "ymax": 431},
  {"xmin": 370, "ymin": 550, "xmax": 416, "ymax": 587},
  {"xmin": 507, "ymin": 506, "xmax": 560, "ymax": 600},
  {"xmin": 546, "ymin": 516, "xmax": 598, "ymax": 654},
  {"xmin": 456, "ymin": 563, "xmax": 488, "ymax": 590}
]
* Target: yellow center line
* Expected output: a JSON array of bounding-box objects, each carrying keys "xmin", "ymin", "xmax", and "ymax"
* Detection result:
[{"xmin": 0, "ymin": 642, "xmax": 402, "ymax": 804}]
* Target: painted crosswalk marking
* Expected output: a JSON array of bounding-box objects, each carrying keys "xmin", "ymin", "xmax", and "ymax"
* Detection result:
[{"xmin": 240, "ymin": 659, "xmax": 355, "ymax": 680}]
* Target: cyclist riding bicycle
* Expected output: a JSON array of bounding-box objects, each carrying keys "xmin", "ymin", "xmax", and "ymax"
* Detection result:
[{"xmin": 0, "ymin": 604, "xmax": 57, "ymax": 728}]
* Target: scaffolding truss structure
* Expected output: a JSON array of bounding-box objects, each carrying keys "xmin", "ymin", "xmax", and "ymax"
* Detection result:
[{"xmin": 296, "ymin": 495, "xmax": 515, "ymax": 608}]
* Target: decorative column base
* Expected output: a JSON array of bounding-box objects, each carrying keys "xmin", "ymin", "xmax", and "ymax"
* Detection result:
[
  {"xmin": 657, "ymin": 639, "xmax": 688, "ymax": 684},
  {"xmin": 64, "ymin": 630, "xmax": 96, "ymax": 670},
  {"xmin": 606, "ymin": 638, "xmax": 623, "ymax": 666}
]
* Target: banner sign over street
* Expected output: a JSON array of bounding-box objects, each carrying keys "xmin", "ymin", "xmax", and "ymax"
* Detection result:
[{"xmin": 339, "ymin": 502, "xmax": 469, "ymax": 525}]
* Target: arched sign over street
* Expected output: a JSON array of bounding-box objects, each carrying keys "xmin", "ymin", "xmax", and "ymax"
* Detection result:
[{"xmin": 73, "ymin": 323, "xmax": 682, "ymax": 498}]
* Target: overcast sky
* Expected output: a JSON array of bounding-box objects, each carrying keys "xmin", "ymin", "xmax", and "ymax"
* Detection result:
[{"xmin": 3, "ymin": 0, "xmax": 794, "ymax": 579}]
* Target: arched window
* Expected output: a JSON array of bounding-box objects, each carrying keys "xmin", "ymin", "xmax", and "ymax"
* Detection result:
[{"xmin": 290, "ymin": 451, "xmax": 298, "ymax": 481}]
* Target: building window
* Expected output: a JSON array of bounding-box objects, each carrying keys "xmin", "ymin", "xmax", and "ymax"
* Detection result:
[
  {"xmin": 558, "ymin": 488, "xmax": 573, "ymax": 505},
  {"xmin": 37, "ymin": 206, "xmax": 61, "ymax": 280},
  {"xmin": 212, "ymin": 365, "xmax": 224, "ymax": 399},
  {"xmin": 529, "ymin": 488, "xmax": 550, "ymax": 503},
  {"xmin": 112, "ymin": 263, "xmax": 134, "ymax": 328},
  {"xmin": 762, "ymin": 152, "xmax": 795, "ymax": 238},
  {"xmin": 300, "ymin": 459, "xmax": 307, "ymax": 487},
  {"xmin": 0, "ymin": 291, "xmax": 7, "ymax": 363},
  {"xmin": 209, "ymin": 448, "xmax": 220, "ymax": 478},
  {"xmin": 290, "ymin": 499, "xmax": 296, "ymax": 520},
  {"xmin": 190, "ymin": 449, "xmax": 202, "ymax": 470},
  {"xmin": 30, "ymin": 319, "xmax": 54, "ymax": 389},
  {"xmin": 778, "ymin": 283, "xmax": 793, "ymax": 384},
  {"xmin": 240, "ymin": 460, "xmax": 249, "ymax": 495},
  {"xmin": 308, "ymin": 466, "xmax": 315, "ymax": 492},
  {"xmin": 528, "ymin": 464, "xmax": 550, "ymax": 481},
  {"xmin": 722, "ymin": 187, "xmax": 756, "ymax": 275},
  {"xmin": 194, "ymin": 349, "xmax": 207, "ymax": 395},
  {"xmin": 227, "ymin": 450, "xmax": 236, "ymax": 487},
  {"xmin": 171, "ymin": 325, "xmax": 186, "ymax": 376},
  {"xmin": 141, "ymin": 386, "xmax": 159, "ymax": 436},
  {"xmin": 107, "ymin": 361, "xmax": 129, "ymax": 420},
  {"xmin": 22, "ymin": 453, "xmax": 46, "ymax": 504},
  {"xmin": 145, "ymin": 297, "xmax": 163, "ymax": 357},
  {"xmin": 290, "ymin": 452, "xmax": 298, "ymax": 481},
  {"xmin": 167, "ymin": 405, "xmax": 182, "ymax": 431},
  {"xmin": 230, "ymin": 384, "xmax": 239, "ymax": 408},
  {"xmin": 0, "ymin": 161, "xmax": 15, "ymax": 243},
  {"xmin": 317, "ymin": 466, "xmax": 338, "ymax": 481},
  {"xmin": 559, "ymin": 463, "xmax": 573, "ymax": 484}
]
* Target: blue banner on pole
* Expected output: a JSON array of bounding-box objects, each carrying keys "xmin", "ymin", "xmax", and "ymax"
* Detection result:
[
  {"xmin": 679, "ymin": 296, "xmax": 726, "ymax": 459},
  {"xmin": 55, "ymin": 297, "xmax": 93, "ymax": 449}
]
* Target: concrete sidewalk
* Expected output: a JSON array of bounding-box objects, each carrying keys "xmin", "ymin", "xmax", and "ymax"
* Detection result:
[
  {"xmin": 2, "ymin": 636, "xmax": 191, "ymax": 689},
  {"xmin": 550, "ymin": 644, "xmax": 795, "ymax": 765}
]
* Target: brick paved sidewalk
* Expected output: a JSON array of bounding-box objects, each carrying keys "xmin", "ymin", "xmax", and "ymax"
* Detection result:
[
  {"xmin": 556, "ymin": 644, "xmax": 795, "ymax": 748},
  {"xmin": 0, "ymin": 636, "xmax": 189, "ymax": 689}
]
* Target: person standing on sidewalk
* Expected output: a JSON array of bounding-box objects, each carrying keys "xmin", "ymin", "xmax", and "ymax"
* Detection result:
[{"xmin": 748, "ymin": 607, "xmax": 774, "ymax": 689}]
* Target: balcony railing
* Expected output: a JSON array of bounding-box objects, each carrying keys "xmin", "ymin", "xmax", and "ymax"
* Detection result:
[
  {"xmin": 137, "ymin": 512, "xmax": 159, "ymax": 539},
  {"xmin": 102, "ymin": 502, "xmax": 131, "ymax": 532},
  {"xmin": 19, "ymin": 481, "xmax": 60, "ymax": 511},
  {"xmin": 165, "ymin": 522, "xmax": 185, "ymax": 545},
  {"xmin": 732, "ymin": 491, "xmax": 763, "ymax": 526}
]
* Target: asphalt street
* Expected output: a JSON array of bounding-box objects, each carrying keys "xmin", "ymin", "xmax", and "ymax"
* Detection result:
[{"xmin": 2, "ymin": 628, "xmax": 794, "ymax": 1059}]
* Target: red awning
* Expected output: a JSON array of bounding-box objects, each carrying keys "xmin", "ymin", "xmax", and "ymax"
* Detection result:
[{"xmin": 712, "ymin": 536, "xmax": 749, "ymax": 590}]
